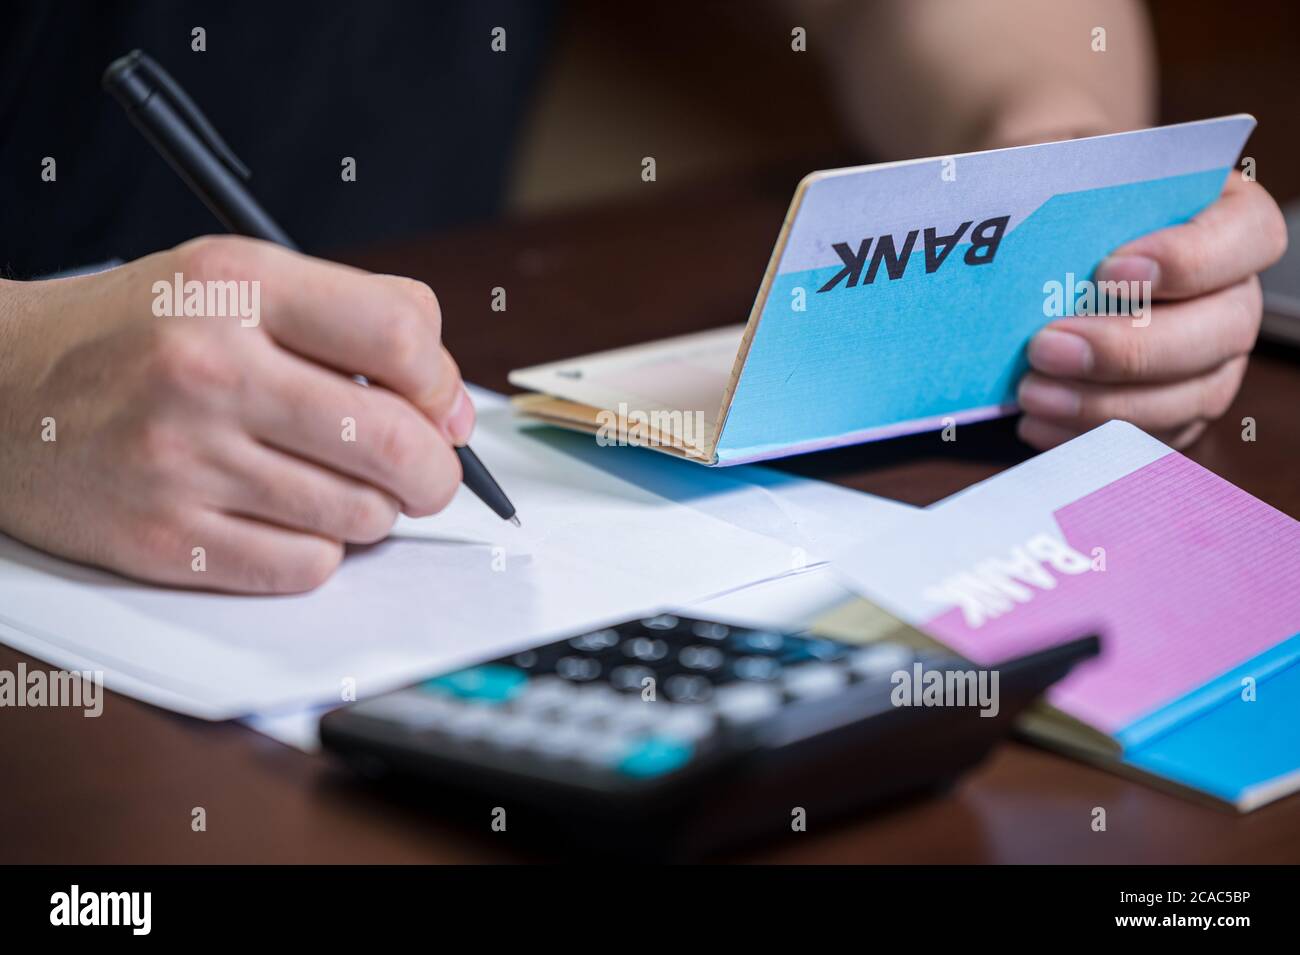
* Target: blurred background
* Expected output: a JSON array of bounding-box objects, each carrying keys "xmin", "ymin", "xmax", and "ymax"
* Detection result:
[
  {"xmin": 509, "ymin": 0, "xmax": 1300, "ymax": 213},
  {"xmin": 5, "ymin": 0, "xmax": 1297, "ymax": 286}
]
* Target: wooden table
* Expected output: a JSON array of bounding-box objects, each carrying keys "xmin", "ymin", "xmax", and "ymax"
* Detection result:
[{"xmin": 3, "ymin": 180, "xmax": 1298, "ymax": 863}]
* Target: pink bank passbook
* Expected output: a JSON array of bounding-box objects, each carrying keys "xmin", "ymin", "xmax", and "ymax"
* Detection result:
[{"xmin": 833, "ymin": 421, "xmax": 1300, "ymax": 809}]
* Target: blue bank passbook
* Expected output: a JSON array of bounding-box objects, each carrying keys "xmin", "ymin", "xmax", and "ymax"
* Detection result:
[{"xmin": 510, "ymin": 116, "xmax": 1255, "ymax": 465}]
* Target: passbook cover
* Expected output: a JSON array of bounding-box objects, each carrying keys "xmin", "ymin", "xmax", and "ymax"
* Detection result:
[
  {"xmin": 829, "ymin": 421, "xmax": 1300, "ymax": 811},
  {"xmin": 509, "ymin": 116, "xmax": 1256, "ymax": 464}
]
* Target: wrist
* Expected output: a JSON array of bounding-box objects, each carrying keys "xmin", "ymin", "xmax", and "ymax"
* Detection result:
[{"xmin": 0, "ymin": 279, "xmax": 25, "ymax": 384}]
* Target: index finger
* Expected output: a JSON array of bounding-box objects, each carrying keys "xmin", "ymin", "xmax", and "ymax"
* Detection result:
[
  {"xmin": 179, "ymin": 238, "xmax": 470, "ymax": 439},
  {"xmin": 1097, "ymin": 176, "xmax": 1287, "ymax": 301}
]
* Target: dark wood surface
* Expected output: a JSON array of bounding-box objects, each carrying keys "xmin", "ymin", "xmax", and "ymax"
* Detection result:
[{"xmin": 3, "ymin": 180, "xmax": 1299, "ymax": 864}]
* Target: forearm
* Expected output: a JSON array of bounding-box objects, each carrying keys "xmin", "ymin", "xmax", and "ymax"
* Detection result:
[{"xmin": 801, "ymin": 0, "xmax": 1156, "ymax": 156}]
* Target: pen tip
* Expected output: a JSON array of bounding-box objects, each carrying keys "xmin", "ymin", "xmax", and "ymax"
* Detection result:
[{"xmin": 509, "ymin": 515, "xmax": 522, "ymax": 528}]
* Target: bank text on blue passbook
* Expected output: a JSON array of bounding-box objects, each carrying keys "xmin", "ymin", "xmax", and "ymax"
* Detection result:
[{"xmin": 510, "ymin": 117, "xmax": 1255, "ymax": 465}]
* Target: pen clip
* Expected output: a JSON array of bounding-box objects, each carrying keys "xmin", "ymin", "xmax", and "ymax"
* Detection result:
[{"xmin": 131, "ymin": 50, "xmax": 253, "ymax": 181}]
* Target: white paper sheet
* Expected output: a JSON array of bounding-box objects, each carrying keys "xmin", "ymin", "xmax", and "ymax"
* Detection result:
[
  {"xmin": 243, "ymin": 563, "xmax": 858, "ymax": 752},
  {"xmin": 0, "ymin": 387, "xmax": 910, "ymax": 720}
]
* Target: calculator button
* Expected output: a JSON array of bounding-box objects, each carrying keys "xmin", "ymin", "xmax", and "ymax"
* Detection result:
[
  {"xmin": 807, "ymin": 638, "xmax": 849, "ymax": 660},
  {"xmin": 440, "ymin": 703, "xmax": 499, "ymax": 740},
  {"xmin": 712, "ymin": 683, "xmax": 783, "ymax": 725},
  {"xmin": 664, "ymin": 674, "xmax": 713, "ymax": 704},
  {"xmin": 569, "ymin": 628, "xmax": 620, "ymax": 652},
  {"xmin": 609, "ymin": 664, "xmax": 656, "ymax": 693},
  {"xmin": 640, "ymin": 614, "xmax": 680, "ymax": 631},
  {"xmin": 679, "ymin": 645, "xmax": 725, "ymax": 672},
  {"xmin": 511, "ymin": 650, "xmax": 540, "ymax": 669},
  {"xmin": 556, "ymin": 655, "xmax": 602, "ymax": 682},
  {"xmin": 483, "ymin": 713, "xmax": 545, "ymax": 751},
  {"xmin": 781, "ymin": 636, "xmax": 849, "ymax": 664},
  {"xmin": 782, "ymin": 663, "xmax": 849, "ymax": 699},
  {"xmin": 421, "ymin": 664, "xmax": 528, "ymax": 704},
  {"xmin": 732, "ymin": 655, "xmax": 783, "ymax": 682},
  {"xmin": 351, "ymin": 691, "xmax": 452, "ymax": 728},
  {"xmin": 532, "ymin": 724, "xmax": 598, "ymax": 761},
  {"xmin": 623, "ymin": 637, "xmax": 669, "ymax": 662},
  {"xmin": 691, "ymin": 621, "xmax": 730, "ymax": 641},
  {"xmin": 617, "ymin": 736, "xmax": 695, "ymax": 778},
  {"xmin": 512, "ymin": 676, "xmax": 576, "ymax": 715},
  {"xmin": 733, "ymin": 631, "xmax": 785, "ymax": 654},
  {"xmin": 654, "ymin": 705, "xmax": 717, "ymax": 743},
  {"xmin": 605, "ymin": 698, "xmax": 660, "ymax": 735},
  {"xmin": 847, "ymin": 643, "xmax": 913, "ymax": 679},
  {"xmin": 577, "ymin": 734, "xmax": 638, "ymax": 770},
  {"xmin": 567, "ymin": 685, "xmax": 623, "ymax": 723}
]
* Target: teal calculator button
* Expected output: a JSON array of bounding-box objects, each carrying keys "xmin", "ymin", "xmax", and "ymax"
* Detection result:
[
  {"xmin": 617, "ymin": 737, "xmax": 695, "ymax": 778},
  {"xmin": 421, "ymin": 665, "xmax": 528, "ymax": 703}
]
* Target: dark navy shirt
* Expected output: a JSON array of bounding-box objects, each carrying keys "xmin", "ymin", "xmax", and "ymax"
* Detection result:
[{"xmin": 0, "ymin": 0, "xmax": 555, "ymax": 277}]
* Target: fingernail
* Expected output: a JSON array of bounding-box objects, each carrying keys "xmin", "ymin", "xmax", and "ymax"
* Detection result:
[
  {"xmin": 1018, "ymin": 377, "xmax": 1081, "ymax": 418},
  {"xmin": 445, "ymin": 388, "xmax": 475, "ymax": 446},
  {"xmin": 1028, "ymin": 328, "xmax": 1093, "ymax": 376},
  {"xmin": 1095, "ymin": 254, "xmax": 1160, "ymax": 291}
]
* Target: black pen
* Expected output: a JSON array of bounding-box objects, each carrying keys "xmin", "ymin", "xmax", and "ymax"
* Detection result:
[{"xmin": 103, "ymin": 50, "xmax": 519, "ymax": 527}]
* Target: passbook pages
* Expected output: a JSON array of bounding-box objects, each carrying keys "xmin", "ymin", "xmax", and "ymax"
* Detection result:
[{"xmin": 829, "ymin": 422, "xmax": 1300, "ymax": 811}]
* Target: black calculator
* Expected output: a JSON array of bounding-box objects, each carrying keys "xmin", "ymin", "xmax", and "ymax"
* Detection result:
[{"xmin": 321, "ymin": 614, "xmax": 1098, "ymax": 859}]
